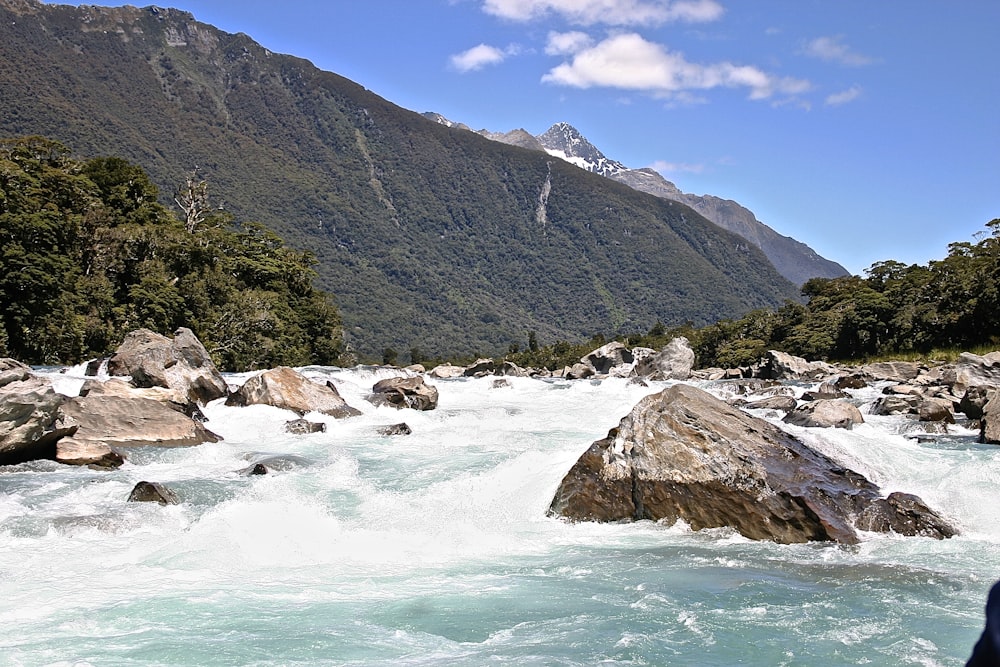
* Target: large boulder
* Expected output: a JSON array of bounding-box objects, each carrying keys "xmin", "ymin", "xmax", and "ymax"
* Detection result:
[
  {"xmin": 960, "ymin": 386, "xmax": 996, "ymax": 420},
  {"xmin": 549, "ymin": 384, "xmax": 954, "ymax": 544},
  {"xmin": 61, "ymin": 386, "xmax": 222, "ymax": 449},
  {"xmin": 226, "ymin": 367, "xmax": 361, "ymax": 418},
  {"xmin": 940, "ymin": 352, "xmax": 1000, "ymax": 393},
  {"xmin": 107, "ymin": 328, "xmax": 228, "ymax": 404},
  {"xmin": 368, "ymin": 376, "xmax": 439, "ymax": 411},
  {"xmin": 783, "ymin": 399, "xmax": 865, "ymax": 429},
  {"xmin": 981, "ymin": 390, "xmax": 1000, "ymax": 445},
  {"xmin": 0, "ymin": 375, "xmax": 79, "ymax": 465},
  {"xmin": 757, "ymin": 350, "xmax": 836, "ymax": 381},
  {"xmin": 633, "ymin": 337, "xmax": 695, "ymax": 381},
  {"xmin": 581, "ymin": 341, "xmax": 634, "ymax": 376},
  {"xmin": 0, "ymin": 358, "xmax": 32, "ymax": 388},
  {"xmin": 862, "ymin": 361, "xmax": 925, "ymax": 383}
]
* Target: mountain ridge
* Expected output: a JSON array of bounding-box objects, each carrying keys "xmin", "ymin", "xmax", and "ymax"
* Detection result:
[
  {"xmin": 0, "ymin": 0, "xmax": 801, "ymax": 359},
  {"xmin": 426, "ymin": 114, "xmax": 848, "ymax": 286}
]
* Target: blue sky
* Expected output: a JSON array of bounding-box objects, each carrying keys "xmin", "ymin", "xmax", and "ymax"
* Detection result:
[{"xmin": 48, "ymin": 0, "xmax": 999, "ymax": 275}]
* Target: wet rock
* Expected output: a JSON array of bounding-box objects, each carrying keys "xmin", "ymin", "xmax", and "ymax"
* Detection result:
[
  {"xmin": 917, "ymin": 397, "xmax": 956, "ymax": 423},
  {"xmin": 463, "ymin": 358, "xmax": 496, "ymax": 377},
  {"xmin": 981, "ymin": 391, "xmax": 1000, "ymax": 445},
  {"xmin": 61, "ymin": 388, "xmax": 222, "ymax": 449},
  {"xmin": 54, "ymin": 439, "xmax": 124, "ymax": 468},
  {"xmin": 960, "ymin": 386, "xmax": 996, "ymax": 420},
  {"xmin": 633, "ymin": 337, "xmax": 694, "ymax": 381},
  {"xmin": 834, "ymin": 374, "xmax": 868, "ymax": 390},
  {"xmin": 128, "ymin": 481, "xmax": 179, "ymax": 505},
  {"xmin": 862, "ymin": 361, "xmax": 924, "ymax": 383},
  {"xmin": 855, "ymin": 492, "xmax": 956, "ymax": 538},
  {"xmin": 369, "ymin": 376, "xmax": 439, "ymax": 411},
  {"xmin": 870, "ymin": 395, "xmax": 920, "ymax": 416},
  {"xmin": 549, "ymin": 384, "xmax": 954, "ymax": 544},
  {"xmin": 227, "ymin": 367, "xmax": 361, "ymax": 418},
  {"xmin": 0, "ymin": 376, "xmax": 79, "ymax": 466},
  {"xmin": 756, "ymin": 350, "xmax": 836, "ymax": 381},
  {"xmin": 582, "ymin": 341, "xmax": 634, "ymax": 376},
  {"xmin": 377, "ymin": 423, "xmax": 412, "ymax": 436},
  {"xmin": 107, "ymin": 328, "xmax": 228, "ymax": 405},
  {"xmin": 491, "ymin": 379, "xmax": 512, "ymax": 389},
  {"xmin": 284, "ymin": 419, "xmax": 326, "ymax": 434},
  {"xmin": 428, "ymin": 364, "xmax": 465, "ymax": 379},
  {"xmin": 564, "ymin": 363, "xmax": 595, "ymax": 380},
  {"xmin": 783, "ymin": 399, "xmax": 864, "ymax": 429},
  {"xmin": 739, "ymin": 395, "xmax": 798, "ymax": 412}
]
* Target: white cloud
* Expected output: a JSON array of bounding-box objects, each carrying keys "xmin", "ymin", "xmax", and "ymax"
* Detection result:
[
  {"xmin": 650, "ymin": 159, "xmax": 704, "ymax": 174},
  {"xmin": 803, "ymin": 36, "xmax": 873, "ymax": 66},
  {"xmin": 449, "ymin": 43, "xmax": 512, "ymax": 72},
  {"xmin": 482, "ymin": 0, "xmax": 723, "ymax": 26},
  {"xmin": 545, "ymin": 30, "xmax": 594, "ymax": 56},
  {"xmin": 825, "ymin": 85, "xmax": 863, "ymax": 106},
  {"xmin": 542, "ymin": 33, "xmax": 811, "ymax": 101}
]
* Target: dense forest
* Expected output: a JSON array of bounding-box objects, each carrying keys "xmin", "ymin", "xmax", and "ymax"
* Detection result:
[
  {"xmin": 0, "ymin": 136, "xmax": 342, "ymax": 370},
  {"xmin": 0, "ymin": 1, "xmax": 801, "ymax": 359},
  {"xmin": 505, "ymin": 218, "xmax": 1000, "ymax": 371}
]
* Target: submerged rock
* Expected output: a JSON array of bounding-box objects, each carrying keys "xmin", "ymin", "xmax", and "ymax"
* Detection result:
[
  {"xmin": 377, "ymin": 422, "xmax": 412, "ymax": 436},
  {"xmin": 549, "ymin": 384, "xmax": 954, "ymax": 544},
  {"xmin": 284, "ymin": 418, "xmax": 326, "ymax": 434},
  {"xmin": 368, "ymin": 377, "xmax": 439, "ymax": 411},
  {"xmin": 127, "ymin": 481, "xmax": 179, "ymax": 505}
]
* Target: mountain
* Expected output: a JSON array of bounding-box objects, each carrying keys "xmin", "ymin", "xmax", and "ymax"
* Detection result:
[
  {"xmin": 453, "ymin": 120, "xmax": 849, "ymax": 287},
  {"xmin": 0, "ymin": 0, "xmax": 801, "ymax": 359}
]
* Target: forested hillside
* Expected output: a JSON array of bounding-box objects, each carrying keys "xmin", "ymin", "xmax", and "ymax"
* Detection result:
[
  {"xmin": 0, "ymin": 136, "xmax": 341, "ymax": 370},
  {"xmin": 0, "ymin": 0, "xmax": 800, "ymax": 359}
]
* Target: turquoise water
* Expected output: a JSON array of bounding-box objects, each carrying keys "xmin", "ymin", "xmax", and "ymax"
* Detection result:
[{"xmin": 1, "ymin": 367, "xmax": 996, "ymax": 666}]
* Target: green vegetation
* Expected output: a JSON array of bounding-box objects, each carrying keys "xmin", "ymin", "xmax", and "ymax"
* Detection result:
[
  {"xmin": 0, "ymin": 1, "xmax": 800, "ymax": 359},
  {"xmin": 0, "ymin": 136, "xmax": 341, "ymax": 370},
  {"xmin": 504, "ymin": 219, "xmax": 1000, "ymax": 370}
]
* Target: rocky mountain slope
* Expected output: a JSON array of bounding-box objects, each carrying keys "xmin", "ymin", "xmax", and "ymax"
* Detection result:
[
  {"xmin": 440, "ymin": 119, "xmax": 849, "ymax": 286},
  {"xmin": 0, "ymin": 0, "xmax": 800, "ymax": 359}
]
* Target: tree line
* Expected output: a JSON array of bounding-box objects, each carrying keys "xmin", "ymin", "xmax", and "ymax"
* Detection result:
[
  {"xmin": 0, "ymin": 136, "xmax": 342, "ymax": 370},
  {"xmin": 504, "ymin": 218, "xmax": 1000, "ymax": 371}
]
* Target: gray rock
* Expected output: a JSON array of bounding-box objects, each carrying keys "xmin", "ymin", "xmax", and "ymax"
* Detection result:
[
  {"xmin": 54, "ymin": 439, "xmax": 124, "ymax": 468},
  {"xmin": 633, "ymin": 337, "xmax": 695, "ymax": 381},
  {"xmin": 981, "ymin": 390, "xmax": 1000, "ymax": 445},
  {"xmin": 757, "ymin": 350, "xmax": 836, "ymax": 381},
  {"xmin": 369, "ymin": 376, "xmax": 439, "ymax": 411},
  {"xmin": 463, "ymin": 358, "xmax": 496, "ymax": 377},
  {"xmin": 107, "ymin": 328, "xmax": 228, "ymax": 404},
  {"xmin": 227, "ymin": 367, "xmax": 361, "ymax": 418},
  {"xmin": 862, "ymin": 361, "xmax": 924, "ymax": 383},
  {"xmin": 870, "ymin": 395, "xmax": 920, "ymax": 416},
  {"xmin": 548, "ymin": 384, "xmax": 953, "ymax": 544},
  {"xmin": 741, "ymin": 395, "xmax": 798, "ymax": 412},
  {"xmin": 61, "ymin": 389, "xmax": 222, "ymax": 448},
  {"xmin": 284, "ymin": 419, "xmax": 327, "ymax": 434},
  {"xmin": 960, "ymin": 386, "xmax": 996, "ymax": 420},
  {"xmin": 938, "ymin": 352, "xmax": 1000, "ymax": 392},
  {"xmin": 0, "ymin": 376, "xmax": 79, "ymax": 466},
  {"xmin": 127, "ymin": 481, "xmax": 179, "ymax": 505},
  {"xmin": 783, "ymin": 399, "xmax": 864, "ymax": 429},
  {"xmin": 581, "ymin": 341, "xmax": 634, "ymax": 376},
  {"xmin": 0, "ymin": 358, "xmax": 32, "ymax": 388},
  {"xmin": 428, "ymin": 364, "xmax": 466, "ymax": 379},
  {"xmin": 564, "ymin": 363, "xmax": 595, "ymax": 380},
  {"xmin": 917, "ymin": 397, "xmax": 956, "ymax": 423},
  {"xmin": 377, "ymin": 422, "xmax": 412, "ymax": 436}
]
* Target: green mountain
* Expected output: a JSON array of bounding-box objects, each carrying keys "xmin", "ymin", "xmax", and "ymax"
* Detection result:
[{"xmin": 0, "ymin": 0, "xmax": 800, "ymax": 359}]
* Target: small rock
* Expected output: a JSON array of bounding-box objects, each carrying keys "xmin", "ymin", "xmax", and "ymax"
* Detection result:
[
  {"xmin": 284, "ymin": 419, "xmax": 326, "ymax": 434},
  {"xmin": 377, "ymin": 423, "xmax": 412, "ymax": 436},
  {"xmin": 127, "ymin": 481, "xmax": 179, "ymax": 505}
]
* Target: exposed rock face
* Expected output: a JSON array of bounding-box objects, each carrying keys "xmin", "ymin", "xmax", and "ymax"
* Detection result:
[
  {"xmin": 128, "ymin": 481, "xmax": 179, "ymax": 505},
  {"xmin": 982, "ymin": 391, "xmax": 1000, "ymax": 445},
  {"xmin": 633, "ymin": 337, "xmax": 695, "ymax": 381},
  {"xmin": 0, "ymin": 375, "xmax": 79, "ymax": 465},
  {"xmin": 369, "ymin": 377, "xmax": 439, "ymax": 411},
  {"xmin": 61, "ymin": 389, "xmax": 222, "ymax": 448},
  {"xmin": 581, "ymin": 341, "xmax": 634, "ymax": 376},
  {"xmin": 549, "ymin": 384, "xmax": 954, "ymax": 544},
  {"xmin": 862, "ymin": 361, "xmax": 924, "ymax": 383},
  {"xmin": 783, "ymin": 399, "xmax": 865, "ymax": 429},
  {"xmin": 757, "ymin": 350, "xmax": 836, "ymax": 381},
  {"xmin": 107, "ymin": 328, "xmax": 228, "ymax": 404},
  {"xmin": 943, "ymin": 352, "xmax": 1000, "ymax": 392},
  {"xmin": 226, "ymin": 367, "xmax": 361, "ymax": 418}
]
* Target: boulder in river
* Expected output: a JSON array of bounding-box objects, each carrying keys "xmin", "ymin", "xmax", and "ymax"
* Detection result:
[
  {"xmin": 226, "ymin": 367, "xmax": 361, "ymax": 418},
  {"xmin": 0, "ymin": 374, "xmax": 79, "ymax": 466},
  {"xmin": 981, "ymin": 390, "xmax": 1000, "ymax": 445},
  {"xmin": 369, "ymin": 377, "xmax": 439, "ymax": 411},
  {"xmin": 782, "ymin": 399, "xmax": 864, "ymax": 430},
  {"xmin": 127, "ymin": 481, "xmax": 180, "ymax": 505},
  {"xmin": 107, "ymin": 328, "xmax": 228, "ymax": 404},
  {"xmin": 549, "ymin": 384, "xmax": 954, "ymax": 544},
  {"xmin": 633, "ymin": 337, "xmax": 695, "ymax": 381}
]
